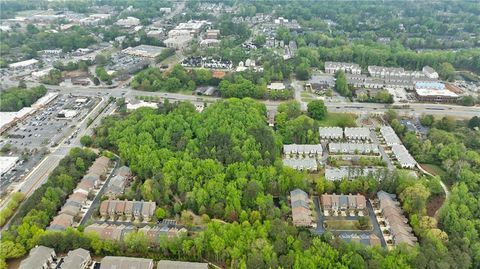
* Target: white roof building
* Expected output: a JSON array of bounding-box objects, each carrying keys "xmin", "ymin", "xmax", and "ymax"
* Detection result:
[
  {"xmin": 344, "ymin": 127, "xmax": 371, "ymax": 141},
  {"xmin": 9, "ymin": 59, "xmax": 39, "ymax": 70},
  {"xmin": 267, "ymin": 82, "xmax": 286, "ymax": 90},
  {"xmin": 164, "ymin": 36, "xmax": 193, "ymax": 50},
  {"xmin": 0, "ymin": 156, "xmax": 19, "ymax": 176},
  {"xmin": 116, "ymin": 17, "xmax": 140, "ymax": 28},
  {"xmin": 283, "ymin": 158, "xmax": 318, "ymax": 171},
  {"xmin": 391, "ymin": 145, "xmax": 417, "ymax": 168},
  {"xmin": 380, "ymin": 126, "xmax": 401, "ymax": 146},
  {"xmin": 122, "ymin": 45, "xmax": 165, "ymax": 58},
  {"xmin": 319, "ymin": 127, "xmax": 343, "ymax": 140},
  {"xmin": 0, "ymin": 107, "xmax": 35, "ymax": 134},
  {"xmin": 283, "ymin": 144, "xmax": 323, "ymax": 156},
  {"xmin": 328, "ymin": 143, "xmax": 379, "ymax": 155},
  {"xmin": 422, "ymin": 66, "xmax": 439, "ymax": 79},
  {"xmin": 325, "ymin": 167, "xmax": 383, "ymax": 181}
]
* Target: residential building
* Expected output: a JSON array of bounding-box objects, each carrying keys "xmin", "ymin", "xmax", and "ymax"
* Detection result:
[
  {"xmin": 325, "ymin": 61, "xmax": 361, "ymax": 75},
  {"xmin": 328, "ymin": 143, "xmax": 379, "ymax": 155},
  {"xmin": 325, "ymin": 167, "xmax": 384, "ymax": 181},
  {"xmin": 290, "ymin": 189, "xmax": 313, "ymax": 227},
  {"xmin": 157, "ymin": 260, "xmax": 209, "ymax": 269},
  {"xmin": 422, "ymin": 66, "xmax": 439, "ymax": 79},
  {"xmin": 48, "ymin": 213, "xmax": 74, "ymax": 231},
  {"xmin": 380, "ymin": 126, "xmax": 401, "ymax": 147},
  {"xmin": 391, "ymin": 145, "xmax": 417, "ymax": 168},
  {"xmin": 19, "ymin": 246, "xmax": 56, "ymax": 269},
  {"xmin": 321, "ymin": 194, "xmax": 366, "ymax": 215},
  {"xmin": 319, "ymin": 127, "xmax": 343, "ymax": 140},
  {"xmin": 377, "ymin": 191, "xmax": 417, "ymax": 246},
  {"xmin": 100, "ymin": 256, "xmax": 154, "ymax": 269},
  {"xmin": 99, "ymin": 199, "xmax": 156, "ymax": 221},
  {"xmin": 9, "ymin": 58, "xmax": 39, "ymax": 71},
  {"xmin": 106, "ymin": 175, "xmax": 127, "ymax": 198},
  {"xmin": 206, "ymin": 29, "xmax": 220, "ymax": 39},
  {"xmin": 282, "ymin": 158, "xmax": 318, "ymax": 171},
  {"xmin": 60, "ymin": 248, "xmax": 91, "ymax": 269},
  {"xmin": 344, "ymin": 127, "xmax": 371, "ymax": 141},
  {"xmin": 199, "ymin": 39, "xmax": 220, "ymax": 48},
  {"xmin": 88, "ymin": 156, "xmax": 110, "ymax": 179},
  {"xmin": 283, "ymin": 144, "xmax": 323, "ymax": 157},
  {"xmin": 146, "ymin": 29, "xmax": 163, "ymax": 39}
]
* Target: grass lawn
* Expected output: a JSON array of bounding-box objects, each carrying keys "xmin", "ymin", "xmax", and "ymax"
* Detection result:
[
  {"xmin": 324, "ymin": 220, "xmax": 361, "ymax": 231},
  {"xmin": 302, "ymin": 97, "xmax": 314, "ymax": 102},
  {"xmin": 318, "ymin": 112, "xmax": 357, "ymax": 127},
  {"xmin": 420, "ymin": 163, "xmax": 447, "ymax": 178},
  {"xmin": 301, "ymin": 92, "xmax": 313, "ymax": 97}
]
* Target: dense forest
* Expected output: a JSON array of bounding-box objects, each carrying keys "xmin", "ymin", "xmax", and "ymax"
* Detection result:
[{"xmin": 0, "ymin": 85, "xmax": 47, "ymax": 112}]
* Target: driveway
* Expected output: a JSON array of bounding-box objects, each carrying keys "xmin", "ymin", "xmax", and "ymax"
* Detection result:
[{"xmin": 370, "ymin": 130, "xmax": 394, "ymax": 170}]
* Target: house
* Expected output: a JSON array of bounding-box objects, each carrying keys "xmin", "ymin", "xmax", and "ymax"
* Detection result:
[
  {"xmin": 328, "ymin": 143, "xmax": 379, "ymax": 155},
  {"xmin": 48, "ymin": 213, "xmax": 74, "ymax": 231},
  {"xmin": 205, "ymin": 29, "xmax": 220, "ymax": 39},
  {"xmin": 19, "ymin": 246, "xmax": 56, "ymax": 269},
  {"xmin": 117, "ymin": 166, "xmax": 132, "ymax": 178},
  {"xmin": 290, "ymin": 189, "xmax": 313, "ymax": 227},
  {"xmin": 106, "ymin": 175, "xmax": 126, "ymax": 198},
  {"xmin": 377, "ymin": 191, "xmax": 417, "ymax": 246},
  {"xmin": 325, "ymin": 62, "xmax": 361, "ymax": 75},
  {"xmin": 88, "ymin": 156, "xmax": 110, "ymax": 178},
  {"xmin": 321, "ymin": 194, "xmax": 367, "ymax": 215},
  {"xmin": 141, "ymin": 201, "xmax": 156, "ymax": 221},
  {"xmin": 283, "ymin": 144, "xmax": 323, "ymax": 157},
  {"xmin": 319, "ymin": 127, "xmax": 343, "ymax": 140},
  {"xmin": 99, "ymin": 200, "xmax": 156, "ymax": 221},
  {"xmin": 282, "ymin": 158, "xmax": 317, "ymax": 171},
  {"xmin": 100, "ymin": 256, "xmax": 154, "ymax": 269},
  {"xmin": 391, "ymin": 145, "xmax": 417, "ymax": 169},
  {"xmin": 74, "ymin": 179, "xmax": 94, "ymax": 195},
  {"xmin": 157, "ymin": 260, "xmax": 209, "ymax": 269},
  {"xmin": 380, "ymin": 126, "xmax": 401, "ymax": 147},
  {"xmin": 325, "ymin": 167, "xmax": 383, "ymax": 181},
  {"xmin": 344, "ymin": 127, "xmax": 370, "ymax": 141},
  {"xmin": 422, "ymin": 66, "xmax": 439, "ymax": 79},
  {"xmin": 60, "ymin": 248, "xmax": 91, "ymax": 269}
]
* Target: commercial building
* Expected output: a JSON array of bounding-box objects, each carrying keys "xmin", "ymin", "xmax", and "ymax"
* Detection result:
[
  {"xmin": 282, "ymin": 158, "xmax": 317, "ymax": 171},
  {"xmin": 122, "ymin": 45, "xmax": 166, "ymax": 58},
  {"xmin": 116, "ymin": 16, "xmax": 140, "ymax": 28},
  {"xmin": 0, "ymin": 156, "xmax": 19, "ymax": 176},
  {"xmin": 174, "ymin": 20, "xmax": 208, "ymax": 36},
  {"xmin": 377, "ymin": 191, "xmax": 417, "ymax": 246},
  {"xmin": 0, "ymin": 107, "xmax": 35, "ymax": 134},
  {"xmin": 157, "ymin": 260, "xmax": 209, "ymax": 269},
  {"xmin": 146, "ymin": 29, "xmax": 164, "ymax": 39},
  {"xmin": 414, "ymin": 82, "xmax": 460, "ymax": 103},
  {"xmin": 328, "ymin": 143, "xmax": 379, "ymax": 155},
  {"xmin": 344, "ymin": 127, "xmax": 371, "ymax": 141},
  {"xmin": 290, "ymin": 189, "xmax": 313, "ymax": 227},
  {"xmin": 391, "ymin": 145, "xmax": 417, "ymax": 168},
  {"xmin": 319, "ymin": 127, "xmax": 343, "ymax": 140},
  {"xmin": 321, "ymin": 194, "xmax": 366, "ymax": 215},
  {"xmin": 324, "ymin": 61, "xmax": 361, "ymax": 75},
  {"xmin": 307, "ymin": 75, "xmax": 335, "ymax": 92},
  {"xmin": 283, "ymin": 144, "xmax": 323, "ymax": 157},
  {"xmin": 60, "ymin": 248, "xmax": 91, "ymax": 269},
  {"xmin": 164, "ymin": 35, "xmax": 194, "ymax": 50},
  {"xmin": 19, "ymin": 246, "xmax": 56, "ymax": 269},
  {"xmin": 100, "ymin": 256, "xmax": 154, "ymax": 269},
  {"xmin": 199, "ymin": 39, "xmax": 220, "ymax": 48},
  {"xmin": 380, "ymin": 126, "xmax": 401, "ymax": 147},
  {"xmin": 9, "ymin": 58, "xmax": 39, "ymax": 71}
]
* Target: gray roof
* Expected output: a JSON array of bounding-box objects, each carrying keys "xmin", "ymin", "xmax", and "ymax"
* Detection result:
[
  {"xmin": 283, "ymin": 144, "xmax": 323, "ymax": 154},
  {"xmin": 100, "ymin": 256, "xmax": 154, "ymax": 269},
  {"xmin": 157, "ymin": 260, "xmax": 209, "ymax": 269},
  {"xmin": 319, "ymin": 127, "xmax": 343, "ymax": 139},
  {"xmin": 19, "ymin": 246, "xmax": 55, "ymax": 269},
  {"xmin": 380, "ymin": 126, "xmax": 401, "ymax": 146},
  {"xmin": 291, "ymin": 199, "xmax": 309, "ymax": 209},
  {"xmin": 344, "ymin": 127, "xmax": 370, "ymax": 139},
  {"xmin": 328, "ymin": 143, "xmax": 379, "ymax": 154},
  {"xmin": 60, "ymin": 248, "xmax": 91, "ymax": 269},
  {"xmin": 117, "ymin": 166, "xmax": 131, "ymax": 177},
  {"xmin": 282, "ymin": 158, "xmax": 317, "ymax": 171},
  {"xmin": 325, "ymin": 167, "xmax": 384, "ymax": 181},
  {"xmin": 391, "ymin": 145, "xmax": 416, "ymax": 167}
]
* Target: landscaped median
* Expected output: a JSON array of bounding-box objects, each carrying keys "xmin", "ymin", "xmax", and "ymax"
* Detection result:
[{"xmin": 0, "ymin": 192, "xmax": 25, "ymax": 227}]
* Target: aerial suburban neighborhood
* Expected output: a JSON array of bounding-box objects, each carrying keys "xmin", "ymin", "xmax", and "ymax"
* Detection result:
[{"xmin": 0, "ymin": 1, "xmax": 479, "ymax": 269}]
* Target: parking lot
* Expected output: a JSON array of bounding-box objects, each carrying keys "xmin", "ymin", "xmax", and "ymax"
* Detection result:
[{"xmin": 0, "ymin": 94, "xmax": 99, "ymax": 196}]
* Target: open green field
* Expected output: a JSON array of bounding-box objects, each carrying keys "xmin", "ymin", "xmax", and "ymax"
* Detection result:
[
  {"xmin": 318, "ymin": 112, "xmax": 357, "ymax": 127},
  {"xmin": 420, "ymin": 163, "xmax": 447, "ymax": 178}
]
